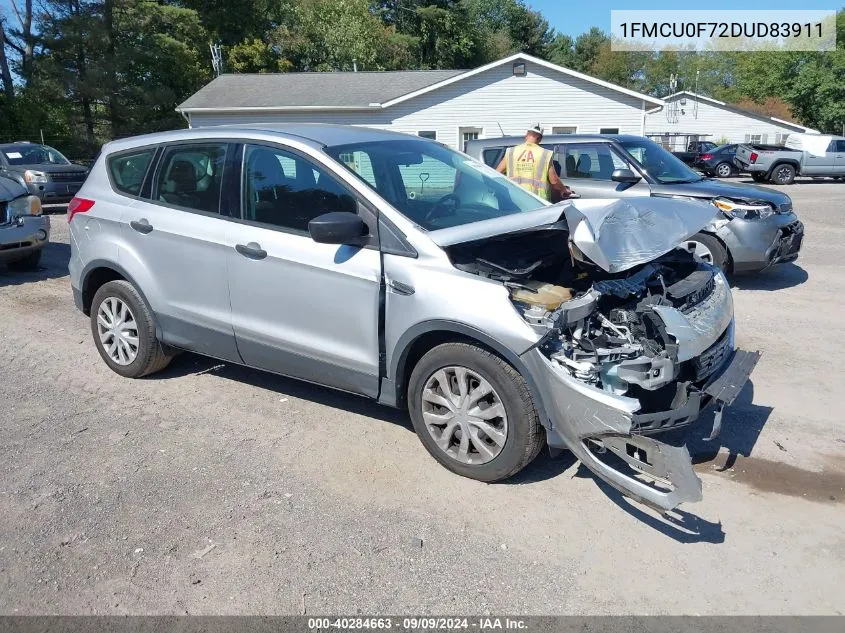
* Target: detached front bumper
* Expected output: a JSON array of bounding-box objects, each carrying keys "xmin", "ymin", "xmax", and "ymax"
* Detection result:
[{"xmin": 522, "ymin": 342, "xmax": 759, "ymax": 512}]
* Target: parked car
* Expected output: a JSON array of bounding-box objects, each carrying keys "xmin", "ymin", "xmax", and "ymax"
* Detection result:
[
  {"xmin": 734, "ymin": 134, "xmax": 845, "ymax": 184},
  {"xmin": 68, "ymin": 125, "xmax": 759, "ymax": 511},
  {"xmin": 672, "ymin": 140, "xmax": 717, "ymax": 166},
  {"xmin": 0, "ymin": 142, "xmax": 89, "ymax": 204},
  {"xmin": 467, "ymin": 134, "xmax": 803, "ymax": 274},
  {"xmin": 696, "ymin": 144, "xmax": 739, "ymax": 178},
  {"xmin": 0, "ymin": 175, "xmax": 50, "ymax": 270}
]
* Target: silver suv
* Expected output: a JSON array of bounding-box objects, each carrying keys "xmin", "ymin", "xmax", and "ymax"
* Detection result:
[{"xmin": 69, "ymin": 125, "xmax": 758, "ymax": 511}]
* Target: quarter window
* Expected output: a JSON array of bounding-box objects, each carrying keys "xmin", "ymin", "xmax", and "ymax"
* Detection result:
[
  {"xmin": 242, "ymin": 144, "xmax": 356, "ymax": 233},
  {"xmin": 109, "ymin": 150, "xmax": 155, "ymax": 196},
  {"xmin": 155, "ymin": 143, "xmax": 227, "ymax": 213}
]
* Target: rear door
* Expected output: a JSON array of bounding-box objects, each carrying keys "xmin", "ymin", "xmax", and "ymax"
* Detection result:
[
  {"xmin": 554, "ymin": 142, "xmax": 651, "ymax": 198},
  {"xmin": 226, "ymin": 143, "xmax": 382, "ymax": 397},
  {"xmin": 834, "ymin": 140, "xmax": 845, "ymax": 174},
  {"xmin": 802, "ymin": 140, "xmax": 837, "ymax": 175},
  {"xmin": 121, "ymin": 141, "xmax": 240, "ymax": 362}
]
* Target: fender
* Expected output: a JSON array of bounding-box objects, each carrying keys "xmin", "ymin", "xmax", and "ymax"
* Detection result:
[
  {"xmin": 382, "ymin": 319, "xmax": 552, "ymax": 432},
  {"xmin": 79, "ymin": 258, "xmax": 164, "ymax": 341}
]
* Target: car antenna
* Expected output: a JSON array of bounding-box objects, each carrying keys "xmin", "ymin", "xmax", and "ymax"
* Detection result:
[{"xmin": 497, "ymin": 122, "xmax": 505, "ymax": 137}]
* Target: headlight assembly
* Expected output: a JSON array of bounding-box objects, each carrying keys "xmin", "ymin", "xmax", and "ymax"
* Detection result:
[
  {"xmin": 23, "ymin": 170, "xmax": 49, "ymax": 184},
  {"xmin": 8, "ymin": 194, "xmax": 42, "ymax": 217},
  {"xmin": 713, "ymin": 198, "xmax": 775, "ymax": 220}
]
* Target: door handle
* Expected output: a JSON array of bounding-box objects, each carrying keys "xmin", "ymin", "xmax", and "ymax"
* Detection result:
[
  {"xmin": 130, "ymin": 219, "xmax": 153, "ymax": 234},
  {"xmin": 235, "ymin": 242, "xmax": 267, "ymax": 260}
]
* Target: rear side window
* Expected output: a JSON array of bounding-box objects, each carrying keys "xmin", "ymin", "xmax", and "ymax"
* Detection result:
[
  {"xmin": 108, "ymin": 150, "xmax": 155, "ymax": 196},
  {"xmin": 560, "ymin": 144, "xmax": 627, "ymax": 180},
  {"xmin": 155, "ymin": 143, "xmax": 228, "ymax": 213},
  {"xmin": 482, "ymin": 147, "xmax": 506, "ymax": 168}
]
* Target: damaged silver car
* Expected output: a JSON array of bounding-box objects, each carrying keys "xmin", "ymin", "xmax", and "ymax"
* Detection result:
[{"xmin": 69, "ymin": 126, "xmax": 758, "ymax": 512}]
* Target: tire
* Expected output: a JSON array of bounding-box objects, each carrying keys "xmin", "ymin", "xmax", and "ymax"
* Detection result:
[
  {"xmin": 751, "ymin": 173, "xmax": 767, "ymax": 182},
  {"xmin": 684, "ymin": 232, "xmax": 729, "ymax": 271},
  {"xmin": 408, "ymin": 342, "xmax": 544, "ymax": 482},
  {"xmin": 90, "ymin": 280, "xmax": 172, "ymax": 378},
  {"xmin": 769, "ymin": 163, "xmax": 796, "ymax": 185},
  {"xmin": 714, "ymin": 162, "xmax": 733, "ymax": 178},
  {"xmin": 6, "ymin": 248, "xmax": 42, "ymax": 271}
]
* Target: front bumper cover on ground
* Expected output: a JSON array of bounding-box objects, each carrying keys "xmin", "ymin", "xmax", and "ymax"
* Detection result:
[{"xmin": 522, "ymin": 346, "xmax": 760, "ymax": 512}]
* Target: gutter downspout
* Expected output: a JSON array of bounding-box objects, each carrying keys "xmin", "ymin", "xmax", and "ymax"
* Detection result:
[
  {"xmin": 178, "ymin": 109, "xmax": 192, "ymax": 129},
  {"xmin": 642, "ymin": 101, "xmax": 664, "ymax": 136}
]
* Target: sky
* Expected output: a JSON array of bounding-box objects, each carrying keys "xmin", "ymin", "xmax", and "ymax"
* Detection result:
[{"xmin": 528, "ymin": 0, "xmax": 842, "ymax": 36}]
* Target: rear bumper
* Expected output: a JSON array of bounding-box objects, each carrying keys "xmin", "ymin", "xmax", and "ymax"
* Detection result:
[
  {"xmin": 0, "ymin": 215, "xmax": 50, "ymax": 263},
  {"xmin": 733, "ymin": 158, "xmax": 767, "ymax": 174},
  {"xmin": 522, "ymin": 338, "xmax": 759, "ymax": 512}
]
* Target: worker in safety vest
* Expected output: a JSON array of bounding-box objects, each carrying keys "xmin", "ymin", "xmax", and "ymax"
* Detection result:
[{"xmin": 496, "ymin": 124, "xmax": 571, "ymax": 202}]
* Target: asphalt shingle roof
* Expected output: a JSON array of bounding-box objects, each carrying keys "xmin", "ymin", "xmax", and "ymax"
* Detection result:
[{"xmin": 178, "ymin": 70, "xmax": 466, "ymax": 110}]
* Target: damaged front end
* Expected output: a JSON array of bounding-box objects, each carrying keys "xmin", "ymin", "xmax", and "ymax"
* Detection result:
[{"xmin": 444, "ymin": 198, "xmax": 760, "ymax": 511}]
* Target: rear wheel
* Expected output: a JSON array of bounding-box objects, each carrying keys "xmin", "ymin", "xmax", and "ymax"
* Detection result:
[
  {"xmin": 714, "ymin": 162, "xmax": 733, "ymax": 178},
  {"xmin": 408, "ymin": 342, "xmax": 544, "ymax": 482},
  {"xmin": 684, "ymin": 232, "xmax": 729, "ymax": 271},
  {"xmin": 770, "ymin": 164, "xmax": 796, "ymax": 185},
  {"xmin": 7, "ymin": 249, "xmax": 42, "ymax": 271},
  {"xmin": 90, "ymin": 280, "xmax": 172, "ymax": 378}
]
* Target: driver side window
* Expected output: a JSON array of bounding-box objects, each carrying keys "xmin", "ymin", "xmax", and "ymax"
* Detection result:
[{"xmin": 561, "ymin": 144, "xmax": 628, "ymax": 180}]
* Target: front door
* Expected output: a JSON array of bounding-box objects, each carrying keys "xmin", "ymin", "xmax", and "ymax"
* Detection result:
[
  {"xmin": 554, "ymin": 142, "xmax": 651, "ymax": 198},
  {"xmin": 226, "ymin": 143, "xmax": 382, "ymax": 397},
  {"xmin": 121, "ymin": 141, "xmax": 240, "ymax": 362},
  {"xmin": 459, "ymin": 127, "xmax": 483, "ymax": 153}
]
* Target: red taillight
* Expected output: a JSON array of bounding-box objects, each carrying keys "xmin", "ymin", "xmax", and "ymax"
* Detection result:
[
  {"xmin": 67, "ymin": 197, "xmax": 95, "ymax": 222},
  {"xmin": 701, "ymin": 153, "xmax": 713, "ymax": 161},
  {"xmin": 750, "ymin": 152, "xmax": 758, "ymax": 163}
]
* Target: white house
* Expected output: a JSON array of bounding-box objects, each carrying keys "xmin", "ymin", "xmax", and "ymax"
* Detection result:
[
  {"xmin": 645, "ymin": 90, "xmax": 817, "ymax": 151},
  {"xmin": 176, "ymin": 53, "xmax": 664, "ymax": 150}
]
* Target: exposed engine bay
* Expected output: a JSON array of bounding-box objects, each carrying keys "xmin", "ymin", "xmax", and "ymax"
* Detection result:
[{"xmin": 448, "ymin": 226, "xmax": 724, "ymax": 400}]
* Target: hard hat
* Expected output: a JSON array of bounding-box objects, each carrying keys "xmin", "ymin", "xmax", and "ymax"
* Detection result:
[{"xmin": 528, "ymin": 124, "xmax": 544, "ymax": 136}]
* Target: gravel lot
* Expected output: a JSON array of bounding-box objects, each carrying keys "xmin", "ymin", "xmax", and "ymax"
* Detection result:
[{"xmin": 1, "ymin": 178, "xmax": 844, "ymax": 615}]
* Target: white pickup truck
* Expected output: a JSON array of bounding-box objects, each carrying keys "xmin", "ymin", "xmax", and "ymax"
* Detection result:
[{"xmin": 734, "ymin": 133, "xmax": 845, "ymax": 184}]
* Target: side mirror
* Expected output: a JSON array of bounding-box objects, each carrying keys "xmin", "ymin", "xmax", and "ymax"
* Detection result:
[
  {"xmin": 611, "ymin": 168, "xmax": 641, "ymax": 183},
  {"xmin": 308, "ymin": 211, "xmax": 367, "ymax": 245}
]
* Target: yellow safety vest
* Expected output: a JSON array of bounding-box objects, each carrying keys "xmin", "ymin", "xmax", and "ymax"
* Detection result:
[{"xmin": 506, "ymin": 142, "xmax": 553, "ymax": 201}]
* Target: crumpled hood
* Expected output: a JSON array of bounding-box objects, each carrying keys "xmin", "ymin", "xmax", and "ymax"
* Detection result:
[
  {"xmin": 430, "ymin": 196, "xmax": 718, "ymax": 274},
  {"xmin": 563, "ymin": 197, "xmax": 718, "ymax": 273},
  {"xmin": 0, "ymin": 176, "xmax": 26, "ymax": 202}
]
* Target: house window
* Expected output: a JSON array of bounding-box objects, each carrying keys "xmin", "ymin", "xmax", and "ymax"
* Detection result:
[
  {"xmin": 551, "ymin": 126, "xmax": 577, "ymax": 135},
  {"xmin": 599, "ymin": 127, "xmax": 620, "ymax": 135},
  {"xmin": 459, "ymin": 127, "xmax": 482, "ymax": 152},
  {"xmin": 775, "ymin": 132, "xmax": 790, "ymax": 145},
  {"xmin": 418, "ymin": 131, "xmax": 437, "ymax": 140}
]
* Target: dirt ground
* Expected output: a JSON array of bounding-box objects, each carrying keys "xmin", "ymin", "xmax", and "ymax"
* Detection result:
[{"xmin": 1, "ymin": 178, "xmax": 843, "ymax": 615}]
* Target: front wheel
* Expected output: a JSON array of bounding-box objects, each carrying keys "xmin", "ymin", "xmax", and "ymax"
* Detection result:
[
  {"xmin": 684, "ymin": 232, "xmax": 729, "ymax": 271},
  {"xmin": 90, "ymin": 280, "xmax": 173, "ymax": 378},
  {"xmin": 408, "ymin": 342, "xmax": 544, "ymax": 482}
]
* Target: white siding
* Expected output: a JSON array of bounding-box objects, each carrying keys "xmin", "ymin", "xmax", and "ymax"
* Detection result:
[
  {"xmin": 188, "ymin": 61, "xmax": 649, "ymax": 149},
  {"xmin": 644, "ymin": 95, "xmax": 807, "ymax": 150}
]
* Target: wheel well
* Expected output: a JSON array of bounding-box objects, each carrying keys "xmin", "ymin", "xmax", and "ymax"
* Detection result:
[
  {"xmin": 767, "ymin": 160, "xmax": 799, "ymax": 175},
  {"xmin": 394, "ymin": 331, "xmax": 500, "ymax": 408},
  {"xmin": 698, "ymin": 230, "xmax": 734, "ymax": 274},
  {"xmin": 82, "ymin": 266, "xmax": 126, "ymax": 315}
]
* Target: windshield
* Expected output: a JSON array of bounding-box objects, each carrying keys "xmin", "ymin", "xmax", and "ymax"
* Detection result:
[
  {"xmin": 619, "ymin": 138, "xmax": 702, "ymax": 184},
  {"xmin": 1, "ymin": 144, "xmax": 71, "ymax": 166},
  {"xmin": 324, "ymin": 139, "xmax": 547, "ymax": 230}
]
